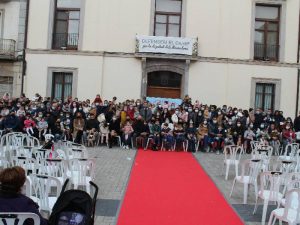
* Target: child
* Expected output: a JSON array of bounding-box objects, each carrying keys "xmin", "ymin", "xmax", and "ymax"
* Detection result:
[
  {"xmin": 24, "ymin": 114, "xmax": 36, "ymax": 136},
  {"xmin": 37, "ymin": 117, "xmax": 48, "ymax": 139},
  {"xmin": 122, "ymin": 121, "xmax": 134, "ymax": 149},
  {"xmin": 100, "ymin": 121, "xmax": 110, "ymax": 144}
]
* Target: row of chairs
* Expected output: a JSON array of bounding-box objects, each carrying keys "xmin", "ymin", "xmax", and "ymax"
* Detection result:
[
  {"xmin": 0, "ymin": 132, "xmax": 95, "ymax": 215},
  {"xmin": 224, "ymin": 143, "xmax": 300, "ymax": 225}
]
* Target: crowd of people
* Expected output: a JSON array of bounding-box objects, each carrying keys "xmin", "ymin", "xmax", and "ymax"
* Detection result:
[{"xmin": 0, "ymin": 92, "xmax": 300, "ymax": 154}]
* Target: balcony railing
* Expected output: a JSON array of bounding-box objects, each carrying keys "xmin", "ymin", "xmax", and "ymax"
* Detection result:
[
  {"xmin": 0, "ymin": 39, "xmax": 16, "ymax": 60},
  {"xmin": 52, "ymin": 33, "xmax": 79, "ymax": 50},
  {"xmin": 254, "ymin": 43, "xmax": 279, "ymax": 61}
]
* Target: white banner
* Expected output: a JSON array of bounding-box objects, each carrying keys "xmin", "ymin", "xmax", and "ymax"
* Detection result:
[{"xmin": 136, "ymin": 35, "xmax": 197, "ymax": 56}]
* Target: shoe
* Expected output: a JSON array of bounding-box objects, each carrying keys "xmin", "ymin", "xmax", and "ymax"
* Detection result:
[
  {"xmin": 122, "ymin": 145, "xmax": 126, "ymax": 149},
  {"xmin": 126, "ymin": 145, "xmax": 129, "ymax": 149},
  {"xmin": 216, "ymin": 150, "xmax": 220, "ymax": 155}
]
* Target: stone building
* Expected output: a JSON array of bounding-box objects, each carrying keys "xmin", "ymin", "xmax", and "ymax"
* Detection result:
[
  {"xmin": 0, "ymin": 0, "xmax": 28, "ymax": 97},
  {"xmin": 25, "ymin": 0, "xmax": 300, "ymax": 117}
]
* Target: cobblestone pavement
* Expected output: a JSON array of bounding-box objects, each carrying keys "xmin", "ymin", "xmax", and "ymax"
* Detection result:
[
  {"xmin": 89, "ymin": 147, "xmax": 278, "ymax": 225},
  {"xmin": 193, "ymin": 152, "xmax": 279, "ymax": 225},
  {"xmin": 87, "ymin": 146, "xmax": 136, "ymax": 225}
]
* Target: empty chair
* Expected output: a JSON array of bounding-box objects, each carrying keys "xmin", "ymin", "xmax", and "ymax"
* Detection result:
[
  {"xmin": 0, "ymin": 213, "xmax": 40, "ymax": 225},
  {"xmin": 39, "ymin": 158, "xmax": 68, "ymax": 186},
  {"xmin": 268, "ymin": 189, "xmax": 300, "ymax": 225},
  {"xmin": 66, "ymin": 158, "xmax": 95, "ymax": 194},
  {"xmin": 279, "ymin": 143, "xmax": 299, "ymax": 161},
  {"xmin": 12, "ymin": 156, "xmax": 37, "ymax": 175},
  {"xmin": 253, "ymin": 171, "xmax": 284, "ymax": 225},
  {"xmin": 0, "ymin": 157, "xmax": 9, "ymax": 169},
  {"xmin": 223, "ymin": 145, "xmax": 242, "ymax": 180},
  {"xmin": 281, "ymin": 179, "xmax": 300, "ymax": 207},
  {"xmin": 28, "ymin": 174, "xmax": 62, "ymax": 214},
  {"xmin": 44, "ymin": 134, "xmax": 54, "ymax": 142},
  {"xmin": 230, "ymin": 159, "xmax": 262, "ymax": 204},
  {"xmin": 250, "ymin": 140, "xmax": 261, "ymax": 153}
]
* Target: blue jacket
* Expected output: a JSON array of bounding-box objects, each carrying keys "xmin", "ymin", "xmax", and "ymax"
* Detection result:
[{"xmin": 0, "ymin": 191, "xmax": 48, "ymax": 225}]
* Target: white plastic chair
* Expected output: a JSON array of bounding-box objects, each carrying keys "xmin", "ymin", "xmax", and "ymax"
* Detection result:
[
  {"xmin": 253, "ymin": 171, "xmax": 284, "ymax": 225},
  {"xmin": 44, "ymin": 134, "xmax": 54, "ymax": 142},
  {"xmin": 28, "ymin": 174, "xmax": 62, "ymax": 214},
  {"xmin": 230, "ymin": 159, "xmax": 262, "ymax": 204},
  {"xmin": 279, "ymin": 143, "xmax": 300, "ymax": 161},
  {"xmin": 281, "ymin": 179, "xmax": 300, "ymax": 207},
  {"xmin": 0, "ymin": 156, "xmax": 9, "ymax": 169},
  {"xmin": 0, "ymin": 212, "xmax": 40, "ymax": 225},
  {"xmin": 66, "ymin": 158, "xmax": 95, "ymax": 194},
  {"xmin": 250, "ymin": 140, "xmax": 261, "ymax": 153},
  {"xmin": 39, "ymin": 158, "xmax": 68, "ymax": 186},
  {"xmin": 268, "ymin": 189, "xmax": 300, "ymax": 225},
  {"xmin": 12, "ymin": 156, "xmax": 37, "ymax": 175},
  {"xmin": 223, "ymin": 145, "xmax": 242, "ymax": 180},
  {"xmin": 253, "ymin": 146, "xmax": 273, "ymax": 172}
]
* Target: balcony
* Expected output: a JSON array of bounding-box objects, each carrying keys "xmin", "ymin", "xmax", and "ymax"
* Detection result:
[
  {"xmin": 254, "ymin": 43, "xmax": 279, "ymax": 62},
  {"xmin": 0, "ymin": 39, "xmax": 16, "ymax": 60},
  {"xmin": 52, "ymin": 33, "xmax": 79, "ymax": 50}
]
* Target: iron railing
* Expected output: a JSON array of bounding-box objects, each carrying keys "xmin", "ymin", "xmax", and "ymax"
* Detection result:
[
  {"xmin": 0, "ymin": 39, "xmax": 16, "ymax": 59},
  {"xmin": 254, "ymin": 43, "xmax": 279, "ymax": 61},
  {"xmin": 52, "ymin": 33, "xmax": 79, "ymax": 50}
]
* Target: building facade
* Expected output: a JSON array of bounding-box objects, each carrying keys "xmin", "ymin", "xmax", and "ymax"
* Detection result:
[
  {"xmin": 25, "ymin": 0, "xmax": 300, "ymax": 117},
  {"xmin": 0, "ymin": 0, "xmax": 28, "ymax": 98}
]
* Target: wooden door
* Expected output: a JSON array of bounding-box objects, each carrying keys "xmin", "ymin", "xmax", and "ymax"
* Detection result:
[{"xmin": 147, "ymin": 71, "xmax": 181, "ymax": 99}]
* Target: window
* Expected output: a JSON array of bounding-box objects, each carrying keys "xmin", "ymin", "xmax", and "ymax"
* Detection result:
[
  {"xmin": 255, "ymin": 83, "xmax": 275, "ymax": 111},
  {"xmin": 0, "ymin": 76, "xmax": 13, "ymax": 97},
  {"xmin": 254, "ymin": 4, "xmax": 280, "ymax": 61},
  {"xmin": 52, "ymin": 72, "xmax": 73, "ymax": 100},
  {"xmin": 154, "ymin": 0, "xmax": 182, "ymax": 37},
  {"xmin": 52, "ymin": 0, "xmax": 81, "ymax": 50}
]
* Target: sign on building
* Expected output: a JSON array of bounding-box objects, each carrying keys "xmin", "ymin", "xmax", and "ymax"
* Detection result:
[{"xmin": 136, "ymin": 35, "xmax": 198, "ymax": 56}]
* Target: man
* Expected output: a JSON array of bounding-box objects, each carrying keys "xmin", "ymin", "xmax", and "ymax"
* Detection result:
[
  {"xmin": 3, "ymin": 110, "xmax": 20, "ymax": 132},
  {"xmin": 140, "ymin": 102, "xmax": 152, "ymax": 122}
]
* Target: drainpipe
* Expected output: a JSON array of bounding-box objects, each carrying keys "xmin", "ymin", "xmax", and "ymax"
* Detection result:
[
  {"xmin": 21, "ymin": 0, "xmax": 30, "ymax": 95},
  {"xmin": 296, "ymin": 69, "xmax": 300, "ymax": 118},
  {"xmin": 297, "ymin": 10, "xmax": 300, "ymax": 117}
]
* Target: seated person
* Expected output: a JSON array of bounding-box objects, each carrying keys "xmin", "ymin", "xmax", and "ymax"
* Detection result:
[
  {"xmin": 173, "ymin": 122, "xmax": 185, "ymax": 151},
  {"xmin": 161, "ymin": 123, "xmax": 174, "ymax": 151},
  {"xmin": 197, "ymin": 120, "xmax": 209, "ymax": 152},
  {"xmin": 0, "ymin": 166, "xmax": 48, "ymax": 225},
  {"xmin": 108, "ymin": 116, "xmax": 121, "ymax": 148},
  {"xmin": 149, "ymin": 119, "xmax": 161, "ymax": 150},
  {"xmin": 83, "ymin": 113, "xmax": 99, "ymax": 144},
  {"xmin": 122, "ymin": 120, "xmax": 134, "ymax": 149},
  {"xmin": 213, "ymin": 125, "xmax": 225, "ymax": 154},
  {"xmin": 186, "ymin": 122, "xmax": 197, "ymax": 152},
  {"xmin": 133, "ymin": 116, "xmax": 149, "ymax": 148},
  {"xmin": 243, "ymin": 124, "xmax": 255, "ymax": 153}
]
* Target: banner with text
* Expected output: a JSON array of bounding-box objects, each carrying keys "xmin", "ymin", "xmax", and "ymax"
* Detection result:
[{"xmin": 136, "ymin": 35, "xmax": 198, "ymax": 56}]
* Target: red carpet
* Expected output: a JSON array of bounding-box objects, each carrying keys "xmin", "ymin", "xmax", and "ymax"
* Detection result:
[{"xmin": 117, "ymin": 150, "xmax": 243, "ymax": 225}]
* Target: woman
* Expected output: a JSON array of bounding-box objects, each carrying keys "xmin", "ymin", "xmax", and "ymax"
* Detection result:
[
  {"xmin": 0, "ymin": 166, "xmax": 48, "ymax": 225},
  {"xmin": 73, "ymin": 112, "xmax": 85, "ymax": 144}
]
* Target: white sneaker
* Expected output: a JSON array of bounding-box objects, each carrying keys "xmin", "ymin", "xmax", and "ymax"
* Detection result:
[
  {"xmin": 126, "ymin": 145, "xmax": 129, "ymax": 149},
  {"xmin": 122, "ymin": 145, "xmax": 126, "ymax": 149}
]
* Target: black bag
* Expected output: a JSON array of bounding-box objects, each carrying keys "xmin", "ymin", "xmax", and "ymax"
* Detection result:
[{"xmin": 49, "ymin": 179, "xmax": 98, "ymax": 225}]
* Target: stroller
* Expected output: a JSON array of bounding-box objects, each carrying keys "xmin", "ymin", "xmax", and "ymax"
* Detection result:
[{"xmin": 48, "ymin": 179, "xmax": 98, "ymax": 225}]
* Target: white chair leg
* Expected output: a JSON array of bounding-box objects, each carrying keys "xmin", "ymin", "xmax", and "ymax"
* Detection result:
[
  {"xmin": 261, "ymin": 199, "xmax": 269, "ymax": 225},
  {"xmin": 253, "ymin": 197, "xmax": 258, "ymax": 214},
  {"xmin": 243, "ymin": 183, "xmax": 249, "ymax": 204},
  {"xmin": 225, "ymin": 164, "xmax": 230, "ymax": 180},
  {"xmin": 235, "ymin": 164, "xmax": 238, "ymax": 179},
  {"xmin": 230, "ymin": 178, "xmax": 236, "ymax": 197},
  {"xmin": 267, "ymin": 212, "xmax": 274, "ymax": 225}
]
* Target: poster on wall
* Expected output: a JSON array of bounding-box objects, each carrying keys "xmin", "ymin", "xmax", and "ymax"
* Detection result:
[{"xmin": 136, "ymin": 35, "xmax": 198, "ymax": 56}]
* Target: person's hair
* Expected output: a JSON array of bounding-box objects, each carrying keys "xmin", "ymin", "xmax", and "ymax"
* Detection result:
[{"xmin": 0, "ymin": 166, "xmax": 26, "ymax": 193}]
